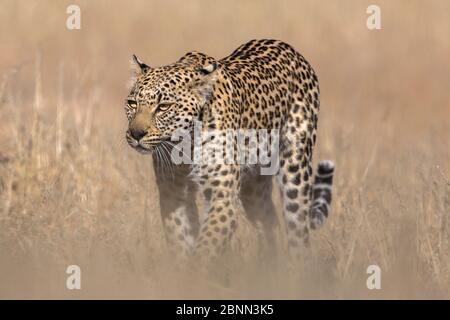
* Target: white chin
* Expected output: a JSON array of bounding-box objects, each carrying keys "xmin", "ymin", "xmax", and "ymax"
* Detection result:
[{"xmin": 135, "ymin": 145, "xmax": 152, "ymax": 155}]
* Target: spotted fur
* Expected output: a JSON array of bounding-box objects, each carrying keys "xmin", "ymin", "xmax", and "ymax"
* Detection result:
[{"xmin": 124, "ymin": 39, "xmax": 335, "ymax": 262}]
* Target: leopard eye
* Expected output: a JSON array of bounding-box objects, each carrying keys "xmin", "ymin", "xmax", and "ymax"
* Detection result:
[
  {"xmin": 156, "ymin": 102, "xmax": 174, "ymax": 112},
  {"xmin": 125, "ymin": 99, "xmax": 138, "ymax": 120},
  {"xmin": 126, "ymin": 99, "xmax": 137, "ymax": 107}
]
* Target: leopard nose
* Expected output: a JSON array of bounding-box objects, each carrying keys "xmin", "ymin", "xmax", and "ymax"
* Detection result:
[{"xmin": 130, "ymin": 128, "xmax": 147, "ymax": 140}]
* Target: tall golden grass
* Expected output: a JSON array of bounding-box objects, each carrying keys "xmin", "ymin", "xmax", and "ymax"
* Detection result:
[{"xmin": 0, "ymin": 0, "xmax": 449, "ymax": 299}]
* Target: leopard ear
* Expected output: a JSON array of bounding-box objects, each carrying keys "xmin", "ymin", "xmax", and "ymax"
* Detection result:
[
  {"xmin": 196, "ymin": 61, "xmax": 218, "ymax": 75},
  {"xmin": 192, "ymin": 62, "xmax": 218, "ymax": 102},
  {"xmin": 131, "ymin": 54, "xmax": 150, "ymax": 74}
]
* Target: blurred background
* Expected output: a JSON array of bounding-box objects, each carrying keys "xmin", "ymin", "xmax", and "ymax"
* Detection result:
[{"xmin": 0, "ymin": 0, "xmax": 449, "ymax": 299}]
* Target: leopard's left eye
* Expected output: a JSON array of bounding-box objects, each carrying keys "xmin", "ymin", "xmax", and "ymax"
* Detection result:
[
  {"xmin": 126, "ymin": 99, "xmax": 137, "ymax": 107},
  {"xmin": 156, "ymin": 102, "xmax": 174, "ymax": 112}
]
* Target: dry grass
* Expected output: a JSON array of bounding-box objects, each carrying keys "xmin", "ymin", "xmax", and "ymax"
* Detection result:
[{"xmin": 0, "ymin": 0, "xmax": 449, "ymax": 299}]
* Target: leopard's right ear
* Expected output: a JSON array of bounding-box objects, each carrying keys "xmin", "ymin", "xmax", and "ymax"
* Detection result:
[
  {"xmin": 196, "ymin": 61, "xmax": 218, "ymax": 75},
  {"xmin": 191, "ymin": 61, "xmax": 218, "ymax": 103},
  {"xmin": 131, "ymin": 54, "xmax": 151, "ymax": 75}
]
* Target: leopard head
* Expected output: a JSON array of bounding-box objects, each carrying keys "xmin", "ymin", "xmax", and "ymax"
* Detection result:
[{"xmin": 124, "ymin": 53, "xmax": 218, "ymax": 154}]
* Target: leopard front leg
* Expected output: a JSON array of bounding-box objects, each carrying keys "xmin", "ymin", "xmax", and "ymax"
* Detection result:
[
  {"xmin": 192, "ymin": 163, "xmax": 241, "ymax": 263},
  {"xmin": 155, "ymin": 164, "xmax": 200, "ymax": 260}
]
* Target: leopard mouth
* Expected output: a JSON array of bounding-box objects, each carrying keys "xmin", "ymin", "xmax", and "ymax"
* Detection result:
[
  {"xmin": 134, "ymin": 138, "xmax": 172, "ymax": 155},
  {"xmin": 127, "ymin": 133, "xmax": 173, "ymax": 155},
  {"xmin": 134, "ymin": 144, "xmax": 153, "ymax": 154}
]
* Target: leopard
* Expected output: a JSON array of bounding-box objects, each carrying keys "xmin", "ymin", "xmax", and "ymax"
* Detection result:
[{"xmin": 124, "ymin": 39, "xmax": 335, "ymax": 264}]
